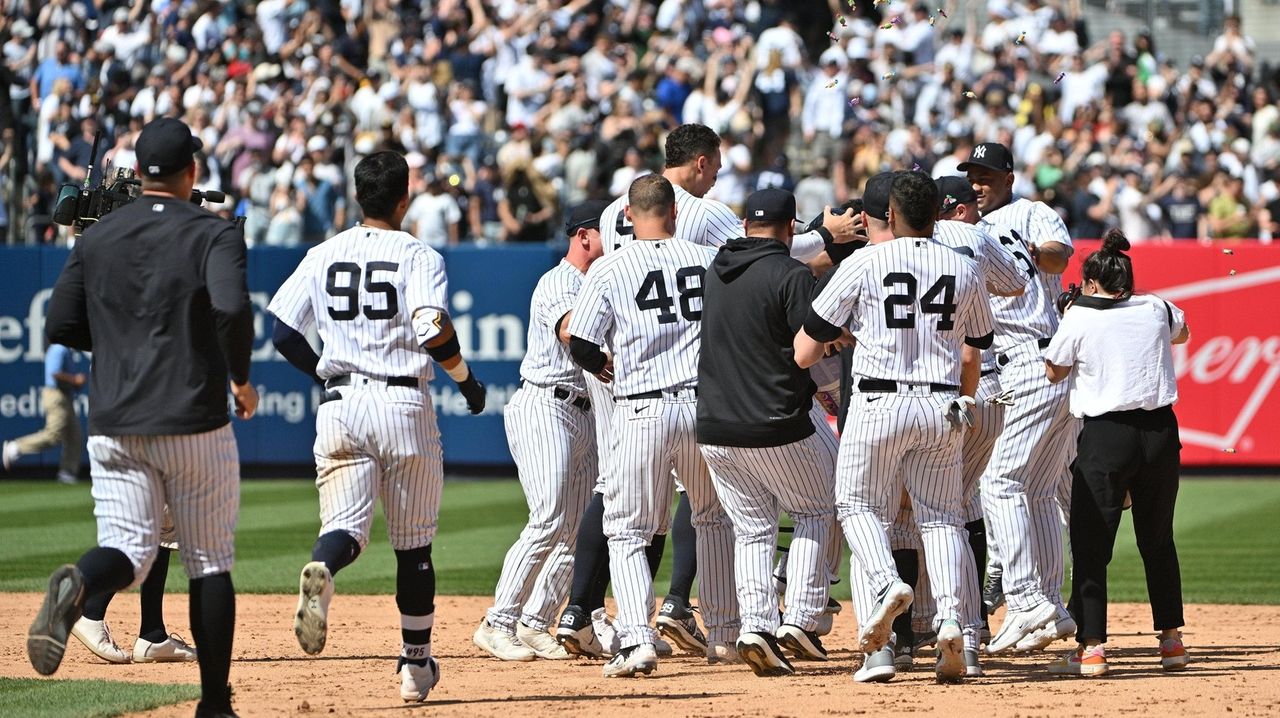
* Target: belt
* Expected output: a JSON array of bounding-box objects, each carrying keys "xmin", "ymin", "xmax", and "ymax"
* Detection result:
[
  {"xmin": 625, "ymin": 387, "xmax": 697, "ymax": 400},
  {"xmin": 980, "ymin": 368, "xmax": 997, "ymax": 377},
  {"xmin": 553, "ymin": 387, "xmax": 591, "ymax": 411},
  {"xmin": 858, "ymin": 378, "xmax": 959, "ymax": 393},
  {"xmin": 326, "ymin": 374, "xmax": 419, "ymax": 389},
  {"xmin": 997, "ymin": 337, "xmax": 1051, "ymax": 367}
]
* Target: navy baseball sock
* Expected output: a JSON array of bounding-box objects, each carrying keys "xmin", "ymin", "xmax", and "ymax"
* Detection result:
[
  {"xmin": 645, "ymin": 533, "xmax": 667, "ymax": 579},
  {"xmin": 569, "ymin": 493, "xmax": 608, "ymax": 611},
  {"xmin": 312, "ymin": 531, "xmax": 361, "ymax": 576},
  {"xmin": 81, "ymin": 588, "xmax": 113, "ymax": 622},
  {"xmin": 965, "ymin": 519, "xmax": 989, "ymax": 624},
  {"xmin": 76, "ymin": 546, "xmax": 135, "ymax": 599},
  {"xmin": 891, "ymin": 549, "xmax": 919, "ymax": 645},
  {"xmin": 395, "ymin": 545, "xmax": 435, "ymax": 663},
  {"xmin": 664, "ymin": 492, "xmax": 696, "ymax": 605},
  {"xmin": 189, "ymin": 573, "xmax": 234, "ymax": 712},
  {"xmin": 138, "ymin": 547, "xmax": 172, "ymax": 643}
]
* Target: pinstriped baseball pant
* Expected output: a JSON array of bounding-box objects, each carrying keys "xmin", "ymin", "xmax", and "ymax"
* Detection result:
[
  {"xmin": 604, "ymin": 393, "xmax": 737, "ymax": 648},
  {"xmin": 314, "ymin": 385, "xmax": 443, "ymax": 551},
  {"xmin": 701, "ymin": 427, "xmax": 836, "ymax": 635},
  {"xmin": 88, "ymin": 424, "xmax": 239, "ymax": 587},
  {"xmin": 837, "ymin": 388, "xmax": 979, "ymax": 644},
  {"xmin": 981, "ymin": 343, "xmax": 1075, "ymax": 613},
  {"xmin": 487, "ymin": 385, "xmax": 597, "ymax": 633}
]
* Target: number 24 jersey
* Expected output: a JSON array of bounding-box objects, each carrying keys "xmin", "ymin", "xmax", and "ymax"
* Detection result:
[
  {"xmin": 268, "ymin": 226, "xmax": 448, "ymax": 382},
  {"xmin": 567, "ymin": 238, "xmax": 717, "ymax": 397}
]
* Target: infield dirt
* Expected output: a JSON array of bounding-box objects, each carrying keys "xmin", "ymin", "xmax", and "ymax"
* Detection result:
[{"xmin": 2, "ymin": 593, "xmax": 1278, "ymax": 717}]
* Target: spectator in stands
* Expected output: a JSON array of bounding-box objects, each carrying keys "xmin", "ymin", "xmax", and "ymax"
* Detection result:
[
  {"xmin": 1206, "ymin": 15, "xmax": 1255, "ymax": 75},
  {"xmin": 498, "ymin": 159, "xmax": 556, "ymax": 243},
  {"xmin": 1208, "ymin": 175, "xmax": 1257, "ymax": 239},
  {"xmin": 1157, "ymin": 175, "xmax": 1208, "ymax": 242}
]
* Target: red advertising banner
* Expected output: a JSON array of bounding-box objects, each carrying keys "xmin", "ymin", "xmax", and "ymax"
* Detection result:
[{"xmin": 1065, "ymin": 241, "xmax": 1280, "ymax": 467}]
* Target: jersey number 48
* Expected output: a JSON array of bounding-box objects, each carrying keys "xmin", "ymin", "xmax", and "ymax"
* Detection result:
[{"xmin": 635, "ymin": 267, "xmax": 704, "ymax": 324}]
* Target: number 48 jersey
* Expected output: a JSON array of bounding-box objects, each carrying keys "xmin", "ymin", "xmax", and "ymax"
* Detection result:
[
  {"xmin": 567, "ymin": 237, "xmax": 717, "ymax": 397},
  {"xmin": 267, "ymin": 226, "xmax": 448, "ymax": 381},
  {"xmin": 810, "ymin": 237, "xmax": 994, "ymax": 386}
]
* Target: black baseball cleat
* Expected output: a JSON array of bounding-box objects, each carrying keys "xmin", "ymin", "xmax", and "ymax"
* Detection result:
[
  {"xmin": 776, "ymin": 624, "xmax": 828, "ymax": 661},
  {"xmin": 27, "ymin": 564, "xmax": 86, "ymax": 676},
  {"xmin": 556, "ymin": 605, "xmax": 604, "ymax": 658},
  {"xmin": 657, "ymin": 597, "xmax": 707, "ymax": 654},
  {"xmin": 737, "ymin": 632, "xmax": 794, "ymax": 677},
  {"xmin": 982, "ymin": 574, "xmax": 1005, "ymax": 613}
]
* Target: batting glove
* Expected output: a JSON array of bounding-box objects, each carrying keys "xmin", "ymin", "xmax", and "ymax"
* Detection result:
[
  {"xmin": 944, "ymin": 396, "xmax": 978, "ymax": 431},
  {"xmin": 987, "ymin": 389, "xmax": 1015, "ymax": 406},
  {"xmin": 458, "ymin": 371, "xmax": 487, "ymax": 415}
]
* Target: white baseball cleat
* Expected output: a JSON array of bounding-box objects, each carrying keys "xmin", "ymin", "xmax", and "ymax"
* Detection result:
[
  {"xmin": 854, "ymin": 647, "xmax": 897, "ymax": 683},
  {"xmin": 70, "ymin": 617, "xmax": 130, "ymax": 664},
  {"xmin": 134, "ymin": 634, "xmax": 197, "ymax": 663},
  {"xmin": 591, "ymin": 608, "xmax": 621, "ymax": 657},
  {"xmin": 294, "ymin": 561, "xmax": 334, "ymax": 655},
  {"xmin": 814, "ymin": 597, "xmax": 842, "ymax": 637},
  {"xmin": 934, "ymin": 620, "xmax": 965, "ymax": 683},
  {"xmin": 516, "ymin": 622, "xmax": 569, "ymax": 660},
  {"xmin": 707, "ymin": 640, "xmax": 742, "ymax": 665},
  {"xmin": 858, "ymin": 581, "xmax": 913, "ymax": 653},
  {"xmin": 602, "ymin": 643, "xmax": 658, "ymax": 678},
  {"xmin": 986, "ymin": 602, "xmax": 1057, "ymax": 654},
  {"xmin": 1013, "ymin": 605, "xmax": 1077, "ymax": 652},
  {"xmin": 2, "ymin": 440, "xmax": 19, "ymax": 471},
  {"xmin": 399, "ymin": 656, "xmax": 440, "ymax": 702},
  {"xmin": 473, "ymin": 619, "xmax": 536, "ymax": 661}
]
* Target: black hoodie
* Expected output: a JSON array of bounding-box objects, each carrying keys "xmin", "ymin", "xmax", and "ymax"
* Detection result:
[{"xmin": 696, "ymin": 237, "xmax": 819, "ymax": 448}]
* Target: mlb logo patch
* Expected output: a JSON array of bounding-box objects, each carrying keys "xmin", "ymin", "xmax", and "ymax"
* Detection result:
[{"xmin": 755, "ymin": 210, "xmax": 764, "ymax": 217}]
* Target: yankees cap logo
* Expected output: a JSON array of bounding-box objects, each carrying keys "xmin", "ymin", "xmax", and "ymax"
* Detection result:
[{"xmin": 972, "ymin": 146, "xmax": 987, "ymax": 159}]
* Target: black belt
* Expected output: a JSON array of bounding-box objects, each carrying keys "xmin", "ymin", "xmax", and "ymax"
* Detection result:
[
  {"xmin": 981, "ymin": 368, "xmax": 997, "ymax": 377},
  {"xmin": 553, "ymin": 387, "xmax": 591, "ymax": 411},
  {"xmin": 997, "ymin": 338, "xmax": 1051, "ymax": 366},
  {"xmin": 326, "ymin": 374, "xmax": 419, "ymax": 389},
  {"xmin": 626, "ymin": 387, "xmax": 697, "ymax": 400},
  {"xmin": 858, "ymin": 378, "xmax": 958, "ymax": 393}
]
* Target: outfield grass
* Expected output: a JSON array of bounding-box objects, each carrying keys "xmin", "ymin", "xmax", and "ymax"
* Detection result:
[
  {"xmin": 0, "ymin": 678, "xmax": 200, "ymax": 718},
  {"xmin": 0, "ymin": 478, "xmax": 1276, "ymax": 603}
]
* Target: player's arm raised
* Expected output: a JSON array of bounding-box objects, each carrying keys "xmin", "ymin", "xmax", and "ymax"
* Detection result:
[{"xmin": 1026, "ymin": 204, "xmax": 1074, "ymax": 275}]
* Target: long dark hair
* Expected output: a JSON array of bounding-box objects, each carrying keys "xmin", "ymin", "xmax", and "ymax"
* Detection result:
[{"xmin": 1082, "ymin": 228, "xmax": 1135, "ymax": 299}]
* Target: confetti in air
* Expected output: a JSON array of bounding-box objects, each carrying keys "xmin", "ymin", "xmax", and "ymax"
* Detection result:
[
  {"xmin": 848, "ymin": 0, "xmax": 858, "ymax": 7},
  {"xmin": 912, "ymin": 163, "xmax": 922, "ymax": 172},
  {"xmin": 828, "ymin": 31, "xmax": 839, "ymax": 41},
  {"xmin": 1054, "ymin": 72, "xmax": 1066, "ymax": 84},
  {"xmin": 1223, "ymin": 248, "xmax": 1235, "ymax": 255},
  {"xmin": 891, "ymin": 16, "xmax": 904, "ymax": 25},
  {"xmin": 880, "ymin": 21, "xmax": 894, "ymax": 29},
  {"xmin": 849, "ymin": 97, "xmax": 862, "ymax": 106},
  {"xmin": 874, "ymin": 0, "xmax": 889, "ymax": 6},
  {"xmin": 1015, "ymin": 32, "xmax": 1027, "ymax": 45},
  {"xmin": 937, "ymin": 7, "xmax": 948, "ymax": 17},
  {"xmin": 839, "ymin": 16, "xmax": 848, "ymax": 26},
  {"xmin": 1223, "ymin": 448, "xmax": 1237, "ymax": 454},
  {"xmin": 882, "ymin": 71, "xmax": 896, "ymax": 80},
  {"xmin": 929, "ymin": 14, "xmax": 937, "ymax": 25},
  {"xmin": 1229, "ymin": 269, "xmax": 1238, "ymax": 276},
  {"xmin": 826, "ymin": 79, "xmax": 840, "ymax": 89},
  {"xmin": 963, "ymin": 90, "xmax": 977, "ymax": 99}
]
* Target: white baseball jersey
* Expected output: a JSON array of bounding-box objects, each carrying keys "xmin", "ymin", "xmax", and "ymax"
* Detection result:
[
  {"xmin": 933, "ymin": 220, "xmax": 1028, "ymax": 296},
  {"xmin": 810, "ymin": 238, "xmax": 995, "ymax": 386},
  {"xmin": 600, "ymin": 182, "xmax": 827, "ymax": 261},
  {"xmin": 568, "ymin": 238, "xmax": 717, "ymax": 397},
  {"xmin": 519, "ymin": 259, "xmax": 588, "ymax": 393},
  {"xmin": 978, "ymin": 198, "xmax": 1073, "ymax": 354},
  {"xmin": 267, "ymin": 225, "xmax": 449, "ymax": 381}
]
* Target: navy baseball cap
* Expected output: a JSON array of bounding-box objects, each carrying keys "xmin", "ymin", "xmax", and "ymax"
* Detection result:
[
  {"xmin": 957, "ymin": 142, "xmax": 1014, "ymax": 173},
  {"xmin": 744, "ymin": 189, "xmax": 796, "ymax": 222},
  {"xmin": 135, "ymin": 118, "xmax": 203, "ymax": 177},
  {"xmin": 935, "ymin": 176, "xmax": 977, "ymax": 213},
  {"xmin": 862, "ymin": 171, "xmax": 900, "ymax": 221},
  {"xmin": 564, "ymin": 199, "xmax": 610, "ymax": 235}
]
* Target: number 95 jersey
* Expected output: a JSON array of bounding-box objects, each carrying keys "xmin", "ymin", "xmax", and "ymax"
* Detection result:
[
  {"xmin": 267, "ymin": 226, "xmax": 448, "ymax": 381},
  {"xmin": 567, "ymin": 238, "xmax": 717, "ymax": 397}
]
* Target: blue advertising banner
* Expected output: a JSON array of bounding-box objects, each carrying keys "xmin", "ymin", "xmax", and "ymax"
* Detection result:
[{"xmin": 0, "ymin": 243, "xmax": 560, "ymax": 471}]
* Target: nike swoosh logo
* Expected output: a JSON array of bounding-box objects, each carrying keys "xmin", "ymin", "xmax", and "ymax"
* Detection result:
[
  {"xmin": 866, "ymin": 396, "xmax": 883, "ymax": 403},
  {"xmin": 634, "ymin": 406, "xmax": 645, "ymax": 413}
]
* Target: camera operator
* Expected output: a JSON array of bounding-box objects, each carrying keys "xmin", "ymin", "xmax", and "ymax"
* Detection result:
[{"xmin": 1041, "ymin": 229, "xmax": 1191, "ymax": 677}]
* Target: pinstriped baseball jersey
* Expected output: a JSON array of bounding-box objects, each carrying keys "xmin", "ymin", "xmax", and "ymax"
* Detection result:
[
  {"xmin": 809, "ymin": 238, "xmax": 994, "ymax": 386},
  {"xmin": 600, "ymin": 182, "xmax": 827, "ymax": 261},
  {"xmin": 267, "ymin": 225, "xmax": 448, "ymax": 381},
  {"xmin": 978, "ymin": 198, "xmax": 1073, "ymax": 354},
  {"xmin": 567, "ymin": 238, "xmax": 717, "ymax": 396},
  {"xmin": 519, "ymin": 259, "xmax": 587, "ymax": 393},
  {"xmin": 933, "ymin": 220, "xmax": 1028, "ymax": 296}
]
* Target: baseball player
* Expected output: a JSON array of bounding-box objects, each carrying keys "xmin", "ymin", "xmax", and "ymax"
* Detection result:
[
  {"xmin": 28, "ymin": 117, "xmax": 255, "ymax": 718},
  {"xmin": 2, "ymin": 343, "xmax": 84, "ymax": 484},
  {"xmin": 794, "ymin": 171, "xmax": 995, "ymax": 684},
  {"xmin": 696, "ymin": 189, "xmax": 843, "ymax": 677},
  {"xmin": 960, "ymin": 142, "xmax": 1078, "ymax": 654},
  {"xmin": 887, "ymin": 175, "xmax": 1029, "ymax": 667},
  {"xmin": 567, "ymin": 175, "xmax": 736, "ymax": 677},
  {"xmin": 474, "ymin": 201, "xmax": 608, "ymax": 661},
  {"xmin": 268, "ymin": 151, "xmax": 486, "ymax": 703}
]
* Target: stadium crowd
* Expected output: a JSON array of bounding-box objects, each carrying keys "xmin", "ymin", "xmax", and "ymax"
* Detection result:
[{"xmin": 1, "ymin": 0, "xmax": 1277, "ymax": 246}]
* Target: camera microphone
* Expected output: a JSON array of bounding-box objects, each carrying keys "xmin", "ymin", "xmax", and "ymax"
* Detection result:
[
  {"xmin": 191, "ymin": 189, "xmax": 227, "ymax": 204},
  {"xmin": 53, "ymin": 185, "xmax": 83, "ymax": 226}
]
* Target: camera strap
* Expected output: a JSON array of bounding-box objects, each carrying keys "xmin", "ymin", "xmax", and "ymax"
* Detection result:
[{"xmin": 1072, "ymin": 295, "xmax": 1124, "ymax": 311}]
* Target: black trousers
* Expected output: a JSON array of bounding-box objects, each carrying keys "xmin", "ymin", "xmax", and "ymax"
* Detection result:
[{"xmin": 1068, "ymin": 405, "xmax": 1184, "ymax": 643}]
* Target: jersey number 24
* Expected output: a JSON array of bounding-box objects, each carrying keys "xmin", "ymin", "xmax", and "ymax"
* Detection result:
[
  {"xmin": 883, "ymin": 272, "xmax": 957, "ymax": 330},
  {"xmin": 635, "ymin": 267, "xmax": 704, "ymax": 324}
]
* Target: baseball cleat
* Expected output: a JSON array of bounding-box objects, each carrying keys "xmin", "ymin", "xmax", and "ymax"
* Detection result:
[
  {"xmin": 814, "ymin": 597, "xmax": 842, "ymax": 637},
  {"xmin": 913, "ymin": 629, "xmax": 938, "ymax": 651},
  {"xmin": 986, "ymin": 602, "xmax": 1057, "ymax": 654},
  {"xmin": 854, "ymin": 647, "xmax": 896, "ymax": 683},
  {"xmin": 707, "ymin": 640, "xmax": 742, "ymax": 665},
  {"xmin": 893, "ymin": 632, "xmax": 915, "ymax": 671},
  {"xmin": 1160, "ymin": 634, "xmax": 1190, "ymax": 670},
  {"xmin": 27, "ymin": 564, "xmax": 86, "ymax": 676},
  {"xmin": 134, "ymin": 633, "xmax": 197, "ymax": 662},
  {"xmin": 517, "ymin": 622, "xmax": 569, "ymax": 660},
  {"xmin": 591, "ymin": 608, "xmax": 621, "ymax": 656},
  {"xmin": 737, "ymin": 632, "xmax": 795, "ymax": 677},
  {"xmin": 654, "ymin": 637, "xmax": 674, "ymax": 657},
  {"xmin": 964, "ymin": 649, "xmax": 984, "ymax": 677},
  {"xmin": 858, "ymin": 581, "xmax": 913, "ymax": 653},
  {"xmin": 398, "ymin": 656, "xmax": 440, "ymax": 702},
  {"xmin": 657, "ymin": 598, "xmax": 707, "ymax": 654},
  {"xmin": 473, "ymin": 619, "xmax": 536, "ymax": 661},
  {"xmin": 70, "ymin": 617, "xmax": 130, "ymax": 664},
  {"xmin": 602, "ymin": 643, "xmax": 658, "ymax": 678},
  {"xmin": 776, "ymin": 624, "xmax": 828, "ymax": 661},
  {"xmin": 1014, "ymin": 605, "xmax": 1077, "ymax": 652},
  {"xmin": 982, "ymin": 574, "xmax": 1004, "ymax": 613},
  {"xmin": 294, "ymin": 561, "xmax": 334, "ymax": 655},
  {"xmin": 193, "ymin": 685, "xmax": 238, "ymax": 718},
  {"xmin": 934, "ymin": 620, "xmax": 965, "ymax": 683},
  {"xmin": 2, "ymin": 440, "xmax": 19, "ymax": 471},
  {"xmin": 556, "ymin": 605, "xmax": 605, "ymax": 658}
]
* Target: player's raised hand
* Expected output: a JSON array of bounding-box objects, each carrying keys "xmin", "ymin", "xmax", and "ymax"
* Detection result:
[
  {"xmin": 231, "ymin": 380, "xmax": 259, "ymax": 420},
  {"xmin": 822, "ymin": 205, "xmax": 863, "ymax": 244}
]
